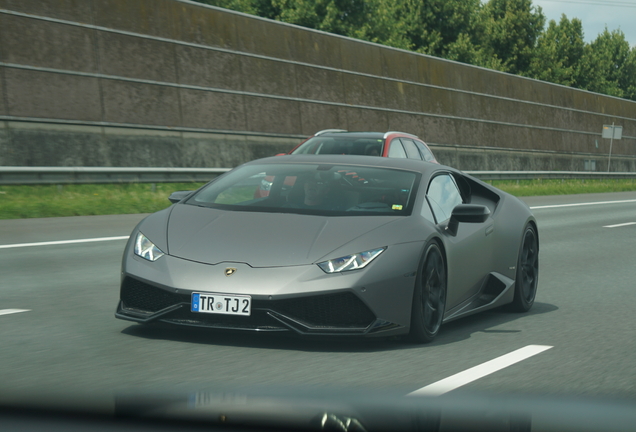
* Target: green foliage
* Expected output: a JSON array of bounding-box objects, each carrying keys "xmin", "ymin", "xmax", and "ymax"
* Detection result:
[
  {"xmin": 389, "ymin": 0, "xmax": 482, "ymax": 57},
  {"xmin": 619, "ymin": 48, "xmax": 636, "ymax": 101},
  {"xmin": 526, "ymin": 15, "xmax": 585, "ymax": 86},
  {"xmin": 349, "ymin": 0, "xmax": 414, "ymax": 50},
  {"xmin": 477, "ymin": 0, "xmax": 545, "ymax": 74},
  {"xmin": 577, "ymin": 28, "xmax": 632, "ymax": 98}
]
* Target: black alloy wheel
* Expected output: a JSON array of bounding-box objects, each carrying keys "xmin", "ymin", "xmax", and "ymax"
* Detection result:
[
  {"xmin": 410, "ymin": 241, "xmax": 447, "ymax": 343},
  {"xmin": 510, "ymin": 224, "xmax": 539, "ymax": 312}
]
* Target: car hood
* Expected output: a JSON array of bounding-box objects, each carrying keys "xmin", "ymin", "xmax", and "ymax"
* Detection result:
[{"xmin": 165, "ymin": 204, "xmax": 402, "ymax": 267}]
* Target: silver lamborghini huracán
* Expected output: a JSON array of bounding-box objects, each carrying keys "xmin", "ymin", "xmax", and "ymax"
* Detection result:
[{"xmin": 116, "ymin": 155, "xmax": 538, "ymax": 343}]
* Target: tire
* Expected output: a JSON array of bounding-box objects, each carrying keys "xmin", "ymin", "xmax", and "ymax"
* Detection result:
[
  {"xmin": 509, "ymin": 224, "xmax": 539, "ymax": 312},
  {"xmin": 410, "ymin": 240, "xmax": 447, "ymax": 343}
]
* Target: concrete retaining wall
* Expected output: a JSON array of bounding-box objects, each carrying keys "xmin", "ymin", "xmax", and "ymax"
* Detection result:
[{"xmin": 0, "ymin": 0, "xmax": 635, "ymax": 170}]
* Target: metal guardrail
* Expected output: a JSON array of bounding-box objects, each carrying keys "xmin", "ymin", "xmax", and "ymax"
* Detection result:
[
  {"xmin": 0, "ymin": 167, "xmax": 231, "ymax": 185},
  {"xmin": 0, "ymin": 167, "xmax": 635, "ymax": 185}
]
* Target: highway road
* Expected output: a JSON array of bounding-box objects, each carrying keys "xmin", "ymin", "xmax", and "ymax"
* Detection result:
[{"xmin": 1, "ymin": 192, "xmax": 635, "ymax": 404}]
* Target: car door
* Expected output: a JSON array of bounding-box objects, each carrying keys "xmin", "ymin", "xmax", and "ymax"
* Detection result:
[{"xmin": 426, "ymin": 173, "xmax": 494, "ymax": 311}]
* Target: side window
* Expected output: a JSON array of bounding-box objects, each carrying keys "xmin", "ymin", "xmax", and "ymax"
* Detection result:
[
  {"xmin": 387, "ymin": 140, "xmax": 407, "ymax": 158},
  {"xmin": 400, "ymin": 139, "xmax": 422, "ymax": 160},
  {"xmin": 415, "ymin": 140, "xmax": 435, "ymax": 162},
  {"xmin": 426, "ymin": 174, "xmax": 463, "ymax": 224}
]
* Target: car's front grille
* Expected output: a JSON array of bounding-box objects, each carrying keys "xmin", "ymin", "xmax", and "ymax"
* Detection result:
[
  {"xmin": 120, "ymin": 277, "xmax": 183, "ymax": 312},
  {"xmin": 119, "ymin": 276, "xmax": 376, "ymax": 331}
]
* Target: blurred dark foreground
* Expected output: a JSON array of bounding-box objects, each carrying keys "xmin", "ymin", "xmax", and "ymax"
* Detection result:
[{"xmin": 1, "ymin": 387, "xmax": 635, "ymax": 432}]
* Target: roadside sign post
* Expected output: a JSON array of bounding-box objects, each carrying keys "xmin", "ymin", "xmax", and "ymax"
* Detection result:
[{"xmin": 602, "ymin": 123, "xmax": 623, "ymax": 172}]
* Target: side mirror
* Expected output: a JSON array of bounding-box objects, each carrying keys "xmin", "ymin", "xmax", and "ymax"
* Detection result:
[
  {"xmin": 168, "ymin": 190, "xmax": 193, "ymax": 204},
  {"xmin": 446, "ymin": 204, "xmax": 490, "ymax": 236}
]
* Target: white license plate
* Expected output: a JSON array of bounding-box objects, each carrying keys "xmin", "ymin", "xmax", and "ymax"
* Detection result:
[{"xmin": 191, "ymin": 292, "xmax": 251, "ymax": 316}]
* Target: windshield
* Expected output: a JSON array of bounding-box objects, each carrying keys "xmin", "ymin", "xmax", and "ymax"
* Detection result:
[
  {"xmin": 187, "ymin": 163, "xmax": 420, "ymax": 216},
  {"xmin": 292, "ymin": 136, "xmax": 384, "ymax": 156}
]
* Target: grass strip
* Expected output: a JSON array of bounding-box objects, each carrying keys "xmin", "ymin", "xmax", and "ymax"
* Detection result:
[
  {"xmin": 0, "ymin": 183, "xmax": 205, "ymax": 219},
  {"xmin": 491, "ymin": 178, "xmax": 636, "ymax": 197},
  {"xmin": 1, "ymin": 179, "xmax": 636, "ymax": 219}
]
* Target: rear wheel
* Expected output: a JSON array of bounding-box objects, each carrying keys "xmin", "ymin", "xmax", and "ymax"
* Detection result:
[
  {"xmin": 410, "ymin": 241, "xmax": 447, "ymax": 343},
  {"xmin": 510, "ymin": 224, "xmax": 539, "ymax": 312}
]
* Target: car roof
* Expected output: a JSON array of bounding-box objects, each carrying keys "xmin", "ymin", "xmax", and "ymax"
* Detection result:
[
  {"xmin": 244, "ymin": 154, "xmax": 447, "ymax": 175},
  {"xmin": 313, "ymin": 132, "xmax": 385, "ymax": 139},
  {"xmin": 312, "ymin": 131, "xmax": 421, "ymax": 140}
]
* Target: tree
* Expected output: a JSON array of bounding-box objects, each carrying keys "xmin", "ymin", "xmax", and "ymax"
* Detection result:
[
  {"xmin": 405, "ymin": 0, "xmax": 482, "ymax": 57},
  {"xmin": 346, "ymin": 0, "xmax": 414, "ymax": 50},
  {"xmin": 617, "ymin": 46, "xmax": 636, "ymax": 101},
  {"xmin": 478, "ymin": 0, "xmax": 545, "ymax": 74},
  {"xmin": 527, "ymin": 14, "xmax": 585, "ymax": 86},
  {"xmin": 577, "ymin": 28, "xmax": 631, "ymax": 98}
]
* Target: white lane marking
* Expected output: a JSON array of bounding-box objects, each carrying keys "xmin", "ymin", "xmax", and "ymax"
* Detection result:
[
  {"xmin": 604, "ymin": 222, "xmax": 636, "ymax": 228},
  {"xmin": 0, "ymin": 236, "xmax": 130, "ymax": 249},
  {"xmin": 530, "ymin": 199, "xmax": 636, "ymax": 210},
  {"xmin": 408, "ymin": 345, "xmax": 553, "ymax": 396},
  {"xmin": 0, "ymin": 309, "xmax": 31, "ymax": 316}
]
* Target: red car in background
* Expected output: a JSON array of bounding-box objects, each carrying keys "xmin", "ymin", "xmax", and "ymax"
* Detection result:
[
  {"xmin": 257, "ymin": 130, "xmax": 436, "ymax": 198},
  {"xmin": 288, "ymin": 130, "xmax": 437, "ymax": 163}
]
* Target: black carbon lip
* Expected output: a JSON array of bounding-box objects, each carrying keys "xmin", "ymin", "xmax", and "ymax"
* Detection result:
[
  {"xmin": 267, "ymin": 310, "xmax": 370, "ymax": 334},
  {"xmin": 266, "ymin": 312, "xmax": 404, "ymax": 336},
  {"xmin": 115, "ymin": 300, "xmax": 185, "ymax": 323}
]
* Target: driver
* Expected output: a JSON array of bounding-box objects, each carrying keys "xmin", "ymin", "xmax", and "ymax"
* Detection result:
[
  {"xmin": 285, "ymin": 172, "xmax": 342, "ymax": 209},
  {"xmin": 303, "ymin": 176, "xmax": 330, "ymax": 206}
]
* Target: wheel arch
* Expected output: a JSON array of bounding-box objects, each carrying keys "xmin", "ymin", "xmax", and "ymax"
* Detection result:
[
  {"xmin": 511, "ymin": 217, "xmax": 539, "ymax": 282},
  {"xmin": 509, "ymin": 217, "xmax": 540, "ymax": 312},
  {"xmin": 527, "ymin": 218, "xmax": 539, "ymax": 252},
  {"xmin": 422, "ymin": 235, "xmax": 448, "ymax": 281},
  {"xmin": 409, "ymin": 235, "xmax": 448, "ymax": 343},
  {"xmin": 423, "ymin": 234, "xmax": 449, "ymax": 303}
]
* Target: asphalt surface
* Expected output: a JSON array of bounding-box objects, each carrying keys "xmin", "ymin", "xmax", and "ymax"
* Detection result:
[{"xmin": 1, "ymin": 192, "xmax": 635, "ymax": 404}]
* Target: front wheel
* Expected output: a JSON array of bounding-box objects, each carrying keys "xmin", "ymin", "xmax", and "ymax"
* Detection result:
[
  {"xmin": 410, "ymin": 241, "xmax": 447, "ymax": 343},
  {"xmin": 509, "ymin": 224, "xmax": 539, "ymax": 312}
]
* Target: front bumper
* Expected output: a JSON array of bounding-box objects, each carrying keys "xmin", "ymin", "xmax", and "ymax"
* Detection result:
[
  {"xmin": 117, "ymin": 238, "xmax": 423, "ymax": 337},
  {"xmin": 116, "ymin": 276, "xmax": 402, "ymax": 336}
]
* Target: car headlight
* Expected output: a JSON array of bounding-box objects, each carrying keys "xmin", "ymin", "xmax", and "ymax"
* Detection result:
[
  {"xmin": 134, "ymin": 232, "xmax": 165, "ymax": 262},
  {"xmin": 317, "ymin": 247, "xmax": 386, "ymax": 273}
]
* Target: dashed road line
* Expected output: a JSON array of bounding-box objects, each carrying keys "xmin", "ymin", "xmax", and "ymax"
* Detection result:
[
  {"xmin": 0, "ymin": 309, "xmax": 31, "ymax": 316},
  {"xmin": 530, "ymin": 199, "xmax": 636, "ymax": 210},
  {"xmin": 408, "ymin": 345, "xmax": 553, "ymax": 396},
  {"xmin": 603, "ymin": 222, "xmax": 636, "ymax": 228},
  {"xmin": 0, "ymin": 236, "xmax": 130, "ymax": 249}
]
